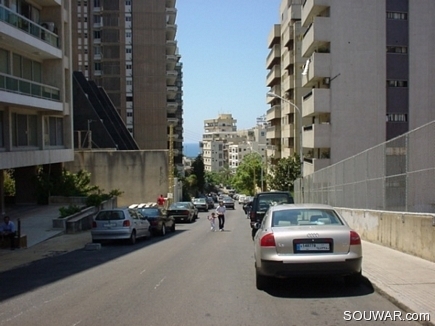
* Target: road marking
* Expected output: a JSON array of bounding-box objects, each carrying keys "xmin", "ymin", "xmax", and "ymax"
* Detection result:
[
  {"xmin": 154, "ymin": 277, "xmax": 166, "ymax": 289},
  {"xmin": 140, "ymin": 269, "xmax": 147, "ymax": 275}
]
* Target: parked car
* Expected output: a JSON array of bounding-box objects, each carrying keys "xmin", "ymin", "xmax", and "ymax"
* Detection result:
[
  {"xmin": 238, "ymin": 195, "xmax": 246, "ymax": 205},
  {"xmin": 254, "ymin": 204, "xmax": 363, "ymax": 290},
  {"xmin": 136, "ymin": 204, "xmax": 175, "ymax": 236},
  {"xmin": 167, "ymin": 201, "xmax": 198, "ymax": 223},
  {"xmin": 192, "ymin": 197, "xmax": 208, "ymax": 212},
  {"xmin": 206, "ymin": 197, "xmax": 215, "ymax": 209},
  {"xmin": 222, "ymin": 196, "xmax": 235, "ymax": 209},
  {"xmin": 250, "ymin": 191, "xmax": 294, "ymax": 239},
  {"xmin": 91, "ymin": 208, "xmax": 151, "ymax": 244}
]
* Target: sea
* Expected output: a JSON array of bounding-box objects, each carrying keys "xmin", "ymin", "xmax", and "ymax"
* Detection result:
[{"xmin": 183, "ymin": 142, "xmax": 201, "ymax": 158}]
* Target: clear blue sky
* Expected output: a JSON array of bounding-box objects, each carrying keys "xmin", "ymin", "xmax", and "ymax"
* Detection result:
[{"xmin": 176, "ymin": 0, "xmax": 281, "ymax": 143}]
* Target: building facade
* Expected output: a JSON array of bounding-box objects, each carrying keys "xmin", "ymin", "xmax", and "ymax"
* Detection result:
[
  {"xmin": 0, "ymin": 0, "xmax": 74, "ymax": 205},
  {"xmin": 268, "ymin": 0, "xmax": 435, "ymax": 176},
  {"xmin": 71, "ymin": 0, "xmax": 183, "ymax": 163}
]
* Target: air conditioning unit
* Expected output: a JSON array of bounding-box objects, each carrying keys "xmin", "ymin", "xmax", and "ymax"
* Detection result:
[{"xmin": 41, "ymin": 22, "xmax": 55, "ymax": 32}]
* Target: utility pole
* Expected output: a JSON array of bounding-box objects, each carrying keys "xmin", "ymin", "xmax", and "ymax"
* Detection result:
[{"xmin": 168, "ymin": 124, "xmax": 174, "ymax": 207}]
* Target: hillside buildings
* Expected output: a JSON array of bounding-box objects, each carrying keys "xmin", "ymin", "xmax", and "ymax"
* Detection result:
[
  {"xmin": 267, "ymin": 0, "xmax": 435, "ymax": 176},
  {"xmin": 0, "ymin": 0, "xmax": 73, "ymax": 204}
]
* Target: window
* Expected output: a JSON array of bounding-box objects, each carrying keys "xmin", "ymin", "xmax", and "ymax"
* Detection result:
[
  {"xmin": 126, "ymin": 1, "xmax": 131, "ymax": 5},
  {"xmin": 94, "ymin": 31, "xmax": 101, "ymax": 39},
  {"xmin": 387, "ymin": 80, "xmax": 408, "ymax": 87},
  {"xmin": 0, "ymin": 49, "xmax": 9, "ymax": 74},
  {"xmin": 387, "ymin": 12, "xmax": 407, "ymax": 20},
  {"xmin": 126, "ymin": 48, "xmax": 132, "ymax": 54},
  {"xmin": 127, "ymin": 112, "xmax": 133, "ymax": 117},
  {"xmin": 126, "ymin": 16, "xmax": 131, "ymax": 22},
  {"xmin": 94, "ymin": 0, "xmax": 100, "ymax": 6},
  {"xmin": 387, "ymin": 46, "xmax": 408, "ymax": 54},
  {"xmin": 386, "ymin": 113, "xmax": 407, "ymax": 122},
  {"xmin": 11, "ymin": 113, "xmax": 37, "ymax": 147},
  {"xmin": 126, "ymin": 64, "xmax": 132, "ymax": 69},
  {"xmin": 94, "ymin": 62, "xmax": 101, "ymax": 70},
  {"xmin": 126, "ymin": 32, "xmax": 131, "ymax": 38}
]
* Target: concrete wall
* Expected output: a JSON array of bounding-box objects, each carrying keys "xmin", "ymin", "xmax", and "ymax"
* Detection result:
[
  {"xmin": 64, "ymin": 150, "xmax": 168, "ymax": 207},
  {"xmin": 336, "ymin": 208, "xmax": 435, "ymax": 263}
]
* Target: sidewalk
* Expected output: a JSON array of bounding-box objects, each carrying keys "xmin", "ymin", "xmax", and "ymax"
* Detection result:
[{"xmin": 0, "ymin": 207, "xmax": 434, "ymax": 325}]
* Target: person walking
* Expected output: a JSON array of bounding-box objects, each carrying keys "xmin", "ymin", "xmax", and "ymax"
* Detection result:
[
  {"xmin": 215, "ymin": 201, "xmax": 226, "ymax": 232},
  {"xmin": 0, "ymin": 215, "xmax": 16, "ymax": 250},
  {"xmin": 157, "ymin": 194, "xmax": 165, "ymax": 207},
  {"xmin": 207, "ymin": 212, "xmax": 216, "ymax": 232}
]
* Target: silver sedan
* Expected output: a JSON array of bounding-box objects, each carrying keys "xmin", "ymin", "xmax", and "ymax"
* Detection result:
[{"xmin": 253, "ymin": 204, "xmax": 362, "ymax": 290}]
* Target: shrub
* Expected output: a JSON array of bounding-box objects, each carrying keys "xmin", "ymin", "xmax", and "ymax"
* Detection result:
[{"xmin": 59, "ymin": 205, "xmax": 82, "ymax": 218}]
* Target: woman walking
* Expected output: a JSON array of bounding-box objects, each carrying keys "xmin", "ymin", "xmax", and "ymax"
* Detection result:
[{"xmin": 215, "ymin": 201, "xmax": 226, "ymax": 231}]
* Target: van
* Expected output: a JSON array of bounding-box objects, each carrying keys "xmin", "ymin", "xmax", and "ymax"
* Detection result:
[{"xmin": 249, "ymin": 191, "xmax": 294, "ymax": 239}]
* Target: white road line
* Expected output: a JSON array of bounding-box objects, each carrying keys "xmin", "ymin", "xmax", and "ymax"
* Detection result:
[{"xmin": 154, "ymin": 277, "xmax": 166, "ymax": 290}]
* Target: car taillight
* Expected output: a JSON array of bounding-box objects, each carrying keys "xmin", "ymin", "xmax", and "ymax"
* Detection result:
[
  {"xmin": 92, "ymin": 221, "xmax": 97, "ymax": 228},
  {"xmin": 250, "ymin": 210, "xmax": 255, "ymax": 219},
  {"xmin": 260, "ymin": 233, "xmax": 276, "ymax": 247},
  {"xmin": 350, "ymin": 231, "xmax": 361, "ymax": 245},
  {"xmin": 150, "ymin": 220, "xmax": 158, "ymax": 226},
  {"xmin": 123, "ymin": 220, "xmax": 131, "ymax": 227}
]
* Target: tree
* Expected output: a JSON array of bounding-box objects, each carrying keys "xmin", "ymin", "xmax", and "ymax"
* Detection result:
[
  {"xmin": 233, "ymin": 153, "xmax": 263, "ymax": 195},
  {"xmin": 191, "ymin": 155, "xmax": 205, "ymax": 194},
  {"xmin": 267, "ymin": 155, "xmax": 301, "ymax": 192}
]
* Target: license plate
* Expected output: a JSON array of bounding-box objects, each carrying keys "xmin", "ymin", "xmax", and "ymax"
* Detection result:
[
  {"xmin": 103, "ymin": 223, "xmax": 117, "ymax": 227},
  {"xmin": 296, "ymin": 243, "xmax": 330, "ymax": 251}
]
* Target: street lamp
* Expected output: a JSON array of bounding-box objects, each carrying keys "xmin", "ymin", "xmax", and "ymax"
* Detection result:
[{"xmin": 267, "ymin": 92, "xmax": 304, "ymax": 200}]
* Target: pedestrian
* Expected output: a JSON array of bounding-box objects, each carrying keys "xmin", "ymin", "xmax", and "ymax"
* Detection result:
[
  {"xmin": 215, "ymin": 201, "xmax": 226, "ymax": 231},
  {"xmin": 207, "ymin": 212, "xmax": 216, "ymax": 231},
  {"xmin": 157, "ymin": 194, "xmax": 165, "ymax": 207},
  {"xmin": 0, "ymin": 215, "xmax": 16, "ymax": 250}
]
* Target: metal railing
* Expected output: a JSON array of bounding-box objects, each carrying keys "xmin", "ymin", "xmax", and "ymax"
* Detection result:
[
  {"xmin": 0, "ymin": 5, "xmax": 60, "ymax": 48},
  {"xmin": 0, "ymin": 72, "xmax": 60, "ymax": 101},
  {"xmin": 295, "ymin": 120, "xmax": 435, "ymax": 213}
]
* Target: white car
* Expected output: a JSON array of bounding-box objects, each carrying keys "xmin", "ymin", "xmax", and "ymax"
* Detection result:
[
  {"xmin": 238, "ymin": 195, "xmax": 246, "ymax": 205},
  {"xmin": 254, "ymin": 204, "xmax": 363, "ymax": 290},
  {"xmin": 91, "ymin": 208, "xmax": 151, "ymax": 244}
]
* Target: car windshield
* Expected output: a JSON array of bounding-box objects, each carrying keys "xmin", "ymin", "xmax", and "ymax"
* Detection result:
[
  {"xmin": 271, "ymin": 209, "xmax": 344, "ymax": 227},
  {"xmin": 258, "ymin": 194, "xmax": 292, "ymax": 211},
  {"xmin": 193, "ymin": 198, "xmax": 205, "ymax": 203},
  {"xmin": 169, "ymin": 203, "xmax": 189, "ymax": 209},
  {"xmin": 95, "ymin": 210, "xmax": 125, "ymax": 220},
  {"xmin": 139, "ymin": 208, "xmax": 160, "ymax": 217}
]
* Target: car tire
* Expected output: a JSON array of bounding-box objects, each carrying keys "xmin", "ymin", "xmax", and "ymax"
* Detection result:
[
  {"xmin": 344, "ymin": 270, "xmax": 362, "ymax": 286},
  {"xmin": 129, "ymin": 230, "xmax": 136, "ymax": 245},
  {"xmin": 256, "ymin": 269, "xmax": 268, "ymax": 291},
  {"xmin": 160, "ymin": 224, "xmax": 166, "ymax": 236},
  {"xmin": 171, "ymin": 223, "xmax": 176, "ymax": 232}
]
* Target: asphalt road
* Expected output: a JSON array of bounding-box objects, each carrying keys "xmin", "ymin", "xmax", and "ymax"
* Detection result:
[{"xmin": 0, "ymin": 204, "xmax": 420, "ymax": 326}]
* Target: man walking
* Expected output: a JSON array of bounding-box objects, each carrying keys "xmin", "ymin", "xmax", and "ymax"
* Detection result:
[
  {"xmin": 0, "ymin": 215, "xmax": 16, "ymax": 250},
  {"xmin": 215, "ymin": 201, "xmax": 226, "ymax": 231}
]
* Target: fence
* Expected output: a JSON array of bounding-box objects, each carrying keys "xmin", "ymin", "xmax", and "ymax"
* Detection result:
[{"xmin": 294, "ymin": 120, "xmax": 435, "ymax": 213}]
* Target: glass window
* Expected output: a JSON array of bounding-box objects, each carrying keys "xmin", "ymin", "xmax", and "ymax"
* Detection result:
[
  {"xmin": 12, "ymin": 54, "xmax": 22, "ymax": 77},
  {"xmin": 0, "ymin": 49, "xmax": 9, "ymax": 74}
]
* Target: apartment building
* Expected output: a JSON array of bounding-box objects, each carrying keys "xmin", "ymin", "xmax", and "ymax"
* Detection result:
[
  {"xmin": 71, "ymin": 0, "xmax": 183, "ymax": 164},
  {"xmin": 267, "ymin": 0, "xmax": 435, "ymax": 176},
  {"xmin": 0, "ymin": 0, "xmax": 73, "ymax": 204}
]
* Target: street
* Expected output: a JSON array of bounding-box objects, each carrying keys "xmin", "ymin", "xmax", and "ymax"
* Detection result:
[{"xmin": 0, "ymin": 205, "xmax": 420, "ymax": 326}]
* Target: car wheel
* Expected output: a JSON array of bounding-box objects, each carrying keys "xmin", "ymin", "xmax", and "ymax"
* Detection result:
[
  {"xmin": 171, "ymin": 223, "xmax": 176, "ymax": 232},
  {"xmin": 256, "ymin": 269, "xmax": 268, "ymax": 291},
  {"xmin": 129, "ymin": 230, "xmax": 137, "ymax": 245},
  {"xmin": 344, "ymin": 270, "xmax": 362, "ymax": 286},
  {"xmin": 160, "ymin": 224, "xmax": 166, "ymax": 236}
]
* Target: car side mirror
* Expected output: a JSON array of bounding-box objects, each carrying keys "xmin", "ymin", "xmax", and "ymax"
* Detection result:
[{"xmin": 254, "ymin": 222, "xmax": 261, "ymax": 229}]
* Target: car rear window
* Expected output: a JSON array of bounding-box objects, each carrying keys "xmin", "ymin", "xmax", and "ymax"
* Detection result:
[
  {"xmin": 139, "ymin": 208, "xmax": 159, "ymax": 217},
  {"xmin": 272, "ymin": 209, "xmax": 344, "ymax": 227},
  {"xmin": 96, "ymin": 210, "xmax": 125, "ymax": 220},
  {"xmin": 257, "ymin": 194, "xmax": 293, "ymax": 211},
  {"xmin": 169, "ymin": 203, "xmax": 188, "ymax": 209}
]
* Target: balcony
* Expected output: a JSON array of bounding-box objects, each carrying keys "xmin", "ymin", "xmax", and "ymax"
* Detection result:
[
  {"xmin": 267, "ymin": 146, "xmax": 281, "ymax": 159},
  {"xmin": 166, "ymin": 23, "xmax": 177, "ymax": 41},
  {"xmin": 301, "ymin": 52, "xmax": 330, "ymax": 88},
  {"xmin": 281, "ymin": 75, "xmax": 295, "ymax": 93},
  {"xmin": 302, "ymin": 123, "xmax": 331, "ymax": 148},
  {"xmin": 167, "ymin": 117, "xmax": 178, "ymax": 126},
  {"xmin": 167, "ymin": 86, "xmax": 178, "ymax": 99},
  {"xmin": 266, "ymin": 125, "xmax": 281, "ymax": 139},
  {"xmin": 266, "ymin": 44, "xmax": 280, "ymax": 69},
  {"xmin": 166, "ymin": 40, "xmax": 177, "ymax": 55},
  {"xmin": 167, "ymin": 101, "xmax": 178, "ymax": 114},
  {"xmin": 166, "ymin": 54, "xmax": 178, "ymax": 70},
  {"xmin": 267, "ymin": 24, "xmax": 280, "ymax": 48},
  {"xmin": 281, "ymin": 124, "xmax": 295, "ymax": 138},
  {"xmin": 266, "ymin": 64, "xmax": 281, "ymax": 87},
  {"xmin": 266, "ymin": 104, "xmax": 281, "ymax": 121},
  {"xmin": 301, "ymin": 16, "xmax": 330, "ymax": 57},
  {"xmin": 166, "ymin": 70, "xmax": 178, "ymax": 85},
  {"xmin": 166, "ymin": 7, "xmax": 177, "ymax": 25},
  {"xmin": 301, "ymin": 0, "xmax": 330, "ymax": 27},
  {"xmin": 302, "ymin": 88, "xmax": 331, "ymax": 117},
  {"xmin": 166, "ymin": 0, "xmax": 175, "ymax": 8},
  {"xmin": 0, "ymin": 5, "xmax": 61, "ymax": 59},
  {"xmin": 303, "ymin": 157, "xmax": 330, "ymax": 176}
]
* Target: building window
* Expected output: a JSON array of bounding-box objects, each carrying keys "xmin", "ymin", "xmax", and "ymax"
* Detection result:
[
  {"xmin": 11, "ymin": 113, "xmax": 37, "ymax": 147},
  {"xmin": 126, "ymin": 16, "xmax": 131, "ymax": 22},
  {"xmin": 126, "ymin": 1, "xmax": 131, "ymax": 5},
  {"xmin": 126, "ymin": 32, "xmax": 131, "ymax": 38},
  {"xmin": 386, "ymin": 113, "xmax": 408, "ymax": 122},
  {"xmin": 126, "ymin": 64, "xmax": 132, "ymax": 69},
  {"xmin": 94, "ymin": 31, "xmax": 101, "ymax": 39},
  {"xmin": 127, "ymin": 112, "xmax": 133, "ymax": 117},
  {"xmin": 387, "ymin": 80, "xmax": 408, "ymax": 87},
  {"xmin": 387, "ymin": 12, "xmax": 407, "ymax": 20},
  {"xmin": 94, "ymin": 62, "xmax": 101, "ymax": 70},
  {"xmin": 387, "ymin": 46, "xmax": 408, "ymax": 54},
  {"xmin": 94, "ymin": 0, "xmax": 100, "ymax": 6},
  {"xmin": 126, "ymin": 48, "xmax": 132, "ymax": 54}
]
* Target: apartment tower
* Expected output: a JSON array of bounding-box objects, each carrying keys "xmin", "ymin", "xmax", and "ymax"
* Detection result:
[
  {"xmin": 0, "ymin": 0, "xmax": 74, "ymax": 204},
  {"xmin": 72, "ymin": 0, "xmax": 183, "ymax": 163}
]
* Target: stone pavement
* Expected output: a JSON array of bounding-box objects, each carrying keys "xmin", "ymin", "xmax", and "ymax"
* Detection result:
[{"xmin": 0, "ymin": 206, "xmax": 434, "ymax": 325}]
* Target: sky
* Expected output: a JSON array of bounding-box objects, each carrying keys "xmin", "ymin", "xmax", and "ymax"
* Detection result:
[{"xmin": 176, "ymin": 0, "xmax": 282, "ymax": 143}]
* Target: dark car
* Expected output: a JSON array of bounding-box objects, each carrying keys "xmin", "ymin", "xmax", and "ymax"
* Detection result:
[
  {"xmin": 167, "ymin": 201, "xmax": 198, "ymax": 223},
  {"xmin": 222, "ymin": 196, "xmax": 235, "ymax": 209},
  {"xmin": 137, "ymin": 205, "xmax": 175, "ymax": 236},
  {"xmin": 206, "ymin": 197, "xmax": 215, "ymax": 209},
  {"xmin": 250, "ymin": 191, "xmax": 294, "ymax": 239}
]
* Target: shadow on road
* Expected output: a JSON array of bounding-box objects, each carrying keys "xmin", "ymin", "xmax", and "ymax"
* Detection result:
[
  {"xmin": 263, "ymin": 275, "xmax": 374, "ymax": 298},
  {"xmin": 0, "ymin": 230, "xmax": 186, "ymax": 303}
]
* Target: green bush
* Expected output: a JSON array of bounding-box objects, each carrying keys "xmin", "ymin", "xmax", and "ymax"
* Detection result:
[
  {"xmin": 86, "ymin": 189, "xmax": 123, "ymax": 207},
  {"xmin": 59, "ymin": 205, "xmax": 82, "ymax": 218}
]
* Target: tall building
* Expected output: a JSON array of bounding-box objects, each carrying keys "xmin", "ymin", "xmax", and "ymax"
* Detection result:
[
  {"xmin": 71, "ymin": 0, "xmax": 183, "ymax": 159},
  {"xmin": 267, "ymin": 0, "xmax": 435, "ymax": 176},
  {"xmin": 0, "ymin": 0, "xmax": 73, "ymax": 204}
]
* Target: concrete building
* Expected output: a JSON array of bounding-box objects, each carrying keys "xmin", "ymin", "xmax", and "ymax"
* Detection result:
[
  {"xmin": 71, "ymin": 0, "xmax": 183, "ymax": 164},
  {"xmin": 0, "ymin": 0, "xmax": 74, "ymax": 205},
  {"xmin": 267, "ymin": 0, "xmax": 435, "ymax": 176}
]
